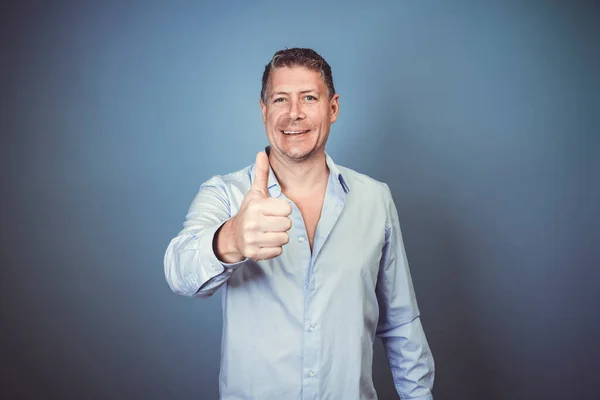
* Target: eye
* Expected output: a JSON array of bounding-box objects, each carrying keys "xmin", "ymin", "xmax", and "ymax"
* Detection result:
[
  {"xmin": 273, "ymin": 98, "xmax": 285, "ymax": 103},
  {"xmin": 305, "ymin": 95, "xmax": 317, "ymax": 101}
]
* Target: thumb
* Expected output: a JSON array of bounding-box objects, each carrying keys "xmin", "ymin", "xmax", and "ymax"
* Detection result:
[{"xmin": 251, "ymin": 151, "xmax": 270, "ymax": 197}]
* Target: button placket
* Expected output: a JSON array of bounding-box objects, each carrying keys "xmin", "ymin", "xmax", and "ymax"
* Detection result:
[{"xmin": 285, "ymin": 196, "xmax": 320, "ymax": 397}]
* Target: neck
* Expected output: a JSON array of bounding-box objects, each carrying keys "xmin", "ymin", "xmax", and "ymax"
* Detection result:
[{"xmin": 268, "ymin": 149, "xmax": 329, "ymax": 196}]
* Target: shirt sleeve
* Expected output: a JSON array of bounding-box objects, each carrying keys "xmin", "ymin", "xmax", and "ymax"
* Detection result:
[
  {"xmin": 164, "ymin": 175, "xmax": 250, "ymax": 298},
  {"xmin": 375, "ymin": 183, "xmax": 435, "ymax": 399}
]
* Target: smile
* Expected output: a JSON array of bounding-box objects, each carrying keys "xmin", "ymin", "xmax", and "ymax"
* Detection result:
[{"xmin": 282, "ymin": 130, "xmax": 310, "ymax": 135}]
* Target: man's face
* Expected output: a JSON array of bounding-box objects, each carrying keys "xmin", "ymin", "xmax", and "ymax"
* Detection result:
[{"xmin": 260, "ymin": 66, "xmax": 339, "ymax": 162}]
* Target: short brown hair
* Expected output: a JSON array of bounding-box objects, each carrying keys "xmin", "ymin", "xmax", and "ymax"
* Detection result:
[{"xmin": 261, "ymin": 48, "xmax": 336, "ymax": 103}]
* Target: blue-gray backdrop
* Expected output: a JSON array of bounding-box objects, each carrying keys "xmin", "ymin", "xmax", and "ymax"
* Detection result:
[{"xmin": 1, "ymin": 1, "xmax": 599, "ymax": 399}]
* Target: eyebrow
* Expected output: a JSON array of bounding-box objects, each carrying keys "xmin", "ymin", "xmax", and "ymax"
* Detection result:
[{"xmin": 271, "ymin": 90, "xmax": 319, "ymax": 98}]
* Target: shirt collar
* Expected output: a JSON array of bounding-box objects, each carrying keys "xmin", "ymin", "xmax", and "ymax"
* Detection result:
[{"xmin": 250, "ymin": 145, "xmax": 350, "ymax": 198}]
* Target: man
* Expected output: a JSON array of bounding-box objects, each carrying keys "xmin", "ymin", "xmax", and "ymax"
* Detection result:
[{"xmin": 164, "ymin": 48, "xmax": 434, "ymax": 399}]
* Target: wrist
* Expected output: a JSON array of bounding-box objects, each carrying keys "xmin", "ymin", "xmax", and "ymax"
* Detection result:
[{"xmin": 214, "ymin": 218, "xmax": 244, "ymax": 264}]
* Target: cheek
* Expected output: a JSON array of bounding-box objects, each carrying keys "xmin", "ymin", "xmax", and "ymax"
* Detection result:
[
  {"xmin": 267, "ymin": 111, "xmax": 285, "ymax": 126},
  {"xmin": 315, "ymin": 107, "xmax": 330, "ymax": 122}
]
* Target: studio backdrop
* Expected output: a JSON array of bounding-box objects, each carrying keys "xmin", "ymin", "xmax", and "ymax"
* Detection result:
[{"xmin": 1, "ymin": 1, "xmax": 599, "ymax": 399}]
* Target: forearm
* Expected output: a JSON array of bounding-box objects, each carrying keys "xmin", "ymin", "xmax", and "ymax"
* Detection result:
[{"xmin": 380, "ymin": 316, "xmax": 435, "ymax": 399}]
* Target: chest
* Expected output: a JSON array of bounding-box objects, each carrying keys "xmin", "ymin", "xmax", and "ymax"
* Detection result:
[{"xmin": 288, "ymin": 194, "xmax": 325, "ymax": 252}]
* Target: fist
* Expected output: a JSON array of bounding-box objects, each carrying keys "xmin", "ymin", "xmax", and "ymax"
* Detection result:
[{"xmin": 230, "ymin": 151, "xmax": 293, "ymax": 261}]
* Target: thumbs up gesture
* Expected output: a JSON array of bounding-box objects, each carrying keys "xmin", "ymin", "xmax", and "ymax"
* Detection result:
[{"xmin": 223, "ymin": 152, "xmax": 293, "ymax": 261}]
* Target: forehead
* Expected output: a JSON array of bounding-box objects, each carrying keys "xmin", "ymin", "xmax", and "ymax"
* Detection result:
[{"xmin": 268, "ymin": 66, "xmax": 326, "ymax": 93}]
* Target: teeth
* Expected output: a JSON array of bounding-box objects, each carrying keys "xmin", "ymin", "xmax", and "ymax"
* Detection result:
[{"xmin": 283, "ymin": 130, "xmax": 308, "ymax": 135}]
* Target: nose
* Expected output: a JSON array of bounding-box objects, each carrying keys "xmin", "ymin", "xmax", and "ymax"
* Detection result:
[{"xmin": 288, "ymin": 98, "xmax": 305, "ymax": 121}]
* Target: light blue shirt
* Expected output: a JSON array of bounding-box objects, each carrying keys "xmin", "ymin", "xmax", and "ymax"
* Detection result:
[{"xmin": 164, "ymin": 146, "xmax": 434, "ymax": 400}]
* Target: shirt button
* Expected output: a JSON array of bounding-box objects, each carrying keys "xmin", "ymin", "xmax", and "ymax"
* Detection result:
[
  {"xmin": 308, "ymin": 371, "xmax": 314, "ymax": 377},
  {"xmin": 298, "ymin": 236, "xmax": 305, "ymax": 243},
  {"xmin": 308, "ymin": 325, "xmax": 315, "ymax": 332}
]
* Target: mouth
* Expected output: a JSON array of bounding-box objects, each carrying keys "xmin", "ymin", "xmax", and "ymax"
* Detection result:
[{"xmin": 281, "ymin": 129, "xmax": 310, "ymax": 136}]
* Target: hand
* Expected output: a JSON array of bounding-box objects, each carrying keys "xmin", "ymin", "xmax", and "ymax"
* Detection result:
[{"xmin": 228, "ymin": 151, "xmax": 293, "ymax": 261}]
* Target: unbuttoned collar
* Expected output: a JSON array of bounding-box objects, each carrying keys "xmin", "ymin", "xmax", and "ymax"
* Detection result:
[{"xmin": 250, "ymin": 145, "xmax": 350, "ymax": 198}]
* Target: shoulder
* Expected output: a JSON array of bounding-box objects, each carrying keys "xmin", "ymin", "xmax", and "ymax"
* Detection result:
[
  {"xmin": 200, "ymin": 164, "xmax": 253, "ymax": 190},
  {"xmin": 193, "ymin": 164, "xmax": 254, "ymax": 209},
  {"xmin": 336, "ymin": 164, "xmax": 391, "ymax": 199},
  {"xmin": 336, "ymin": 164, "xmax": 396, "ymax": 230}
]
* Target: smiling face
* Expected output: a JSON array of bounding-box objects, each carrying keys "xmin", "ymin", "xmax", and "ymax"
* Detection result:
[{"xmin": 260, "ymin": 66, "xmax": 339, "ymax": 162}]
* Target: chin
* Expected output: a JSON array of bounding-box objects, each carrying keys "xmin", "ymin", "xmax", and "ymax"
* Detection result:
[{"xmin": 279, "ymin": 146, "xmax": 315, "ymax": 161}]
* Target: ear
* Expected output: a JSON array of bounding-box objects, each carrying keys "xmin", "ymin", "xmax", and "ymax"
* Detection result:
[
  {"xmin": 329, "ymin": 94, "xmax": 340, "ymax": 124},
  {"xmin": 259, "ymin": 99, "xmax": 267, "ymax": 124}
]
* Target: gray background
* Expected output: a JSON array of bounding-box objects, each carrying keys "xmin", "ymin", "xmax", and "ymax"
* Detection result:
[{"xmin": 1, "ymin": 1, "xmax": 599, "ymax": 399}]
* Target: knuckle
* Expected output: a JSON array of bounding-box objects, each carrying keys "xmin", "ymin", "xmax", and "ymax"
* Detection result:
[
  {"xmin": 247, "ymin": 202, "xmax": 260, "ymax": 214},
  {"xmin": 257, "ymin": 247, "xmax": 269, "ymax": 260},
  {"xmin": 247, "ymin": 219, "xmax": 259, "ymax": 231},
  {"xmin": 242, "ymin": 231, "xmax": 255, "ymax": 245},
  {"xmin": 242, "ymin": 217, "xmax": 258, "ymax": 232},
  {"xmin": 247, "ymin": 189, "xmax": 263, "ymax": 200},
  {"xmin": 248, "ymin": 247, "xmax": 259, "ymax": 260}
]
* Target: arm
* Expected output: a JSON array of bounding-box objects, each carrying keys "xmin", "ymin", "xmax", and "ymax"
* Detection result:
[
  {"xmin": 164, "ymin": 176, "xmax": 249, "ymax": 298},
  {"xmin": 375, "ymin": 183, "xmax": 435, "ymax": 399}
]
